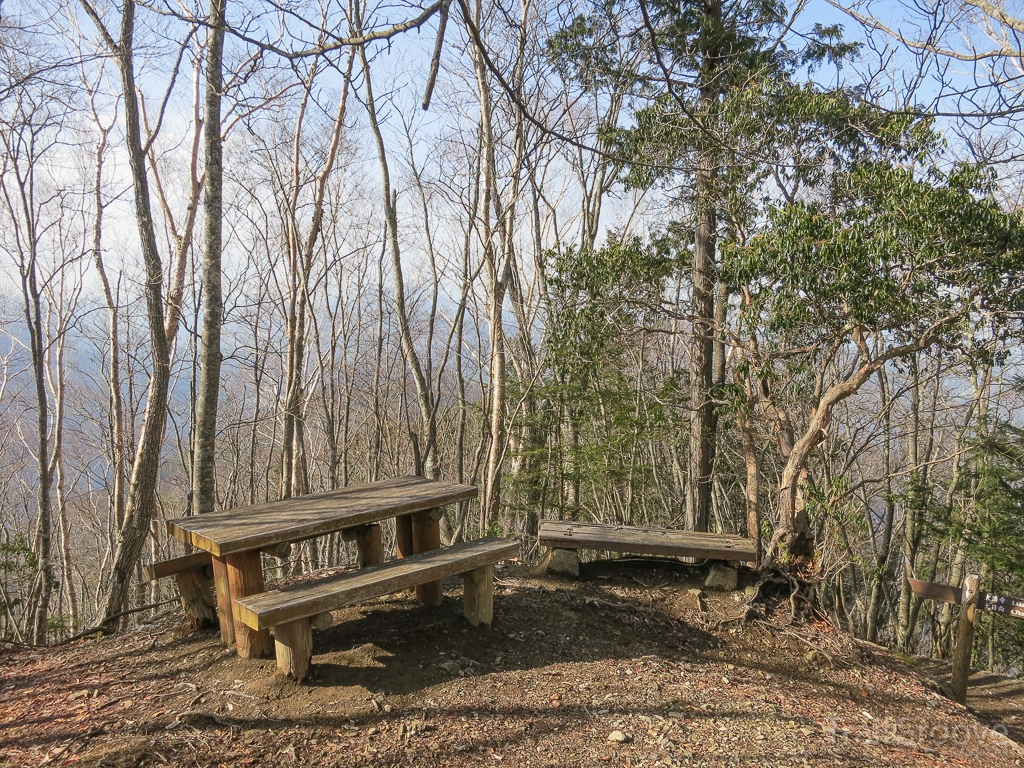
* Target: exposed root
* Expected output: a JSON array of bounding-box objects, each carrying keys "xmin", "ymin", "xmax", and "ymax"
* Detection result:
[{"xmin": 747, "ymin": 566, "xmax": 819, "ymax": 624}]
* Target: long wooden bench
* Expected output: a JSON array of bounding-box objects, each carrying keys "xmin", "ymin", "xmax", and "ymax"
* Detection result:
[
  {"xmin": 234, "ymin": 537, "xmax": 518, "ymax": 682},
  {"xmin": 538, "ymin": 520, "xmax": 758, "ymax": 569}
]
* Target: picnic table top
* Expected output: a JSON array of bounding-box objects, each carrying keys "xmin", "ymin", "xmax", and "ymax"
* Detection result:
[{"xmin": 167, "ymin": 476, "xmax": 478, "ymax": 557}]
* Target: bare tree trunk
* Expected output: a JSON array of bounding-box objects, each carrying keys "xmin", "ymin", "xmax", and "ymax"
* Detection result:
[
  {"xmin": 89, "ymin": 116, "xmax": 128, "ymax": 535},
  {"xmin": 867, "ymin": 363, "xmax": 897, "ymax": 642},
  {"xmin": 685, "ymin": 0, "xmax": 722, "ymax": 534},
  {"xmin": 82, "ymin": 0, "xmax": 174, "ymax": 626},
  {"xmin": 192, "ymin": 0, "xmax": 226, "ymax": 516},
  {"xmin": 357, "ymin": 33, "xmax": 437, "ymax": 480},
  {"xmin": 21, "ymin": 212, "xmax": 54, "ymax": 645}
]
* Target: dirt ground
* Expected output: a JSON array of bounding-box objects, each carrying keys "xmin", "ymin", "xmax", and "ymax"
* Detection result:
[{"xmin": 2, "ymin": 559, "xmax": 1022, "ymax": 767}]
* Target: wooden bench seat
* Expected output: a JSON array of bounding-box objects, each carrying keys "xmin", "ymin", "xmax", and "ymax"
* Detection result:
[
  {"xmin": 538, "ymin": 520, "xmax": 757, "ymax": 565},
  {"xmin": 234, "ymin": 537, "xmax": 519, "ymax": 682},
  {"xmin": 143, "ymin": 553, "xmax": 217, "ymax": 628}
]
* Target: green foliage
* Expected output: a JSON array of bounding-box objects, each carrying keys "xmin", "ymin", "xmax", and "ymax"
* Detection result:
[
  {"xmin": 546, "ymin": 235, "xmax": 673, "ymax": 389},
  {"xmin": 727, "ymin": 160, "xmax": 1024, "ymax": 359},
  {"xmin": 511, "ymin": 236, "xmax": 681, "ymax": 521},
  {"xmin": 0, "ymin": 534, "xmax": 36, "ymax": 576},
  {"xmin": 959, "ymin": 423, "xmax": 1024, "ymax": 572}
]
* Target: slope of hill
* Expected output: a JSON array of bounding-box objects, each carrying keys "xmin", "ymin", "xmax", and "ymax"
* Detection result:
[{"xmin": 2, "ymin": 560, "xmax": 1021, "ymax": 767}]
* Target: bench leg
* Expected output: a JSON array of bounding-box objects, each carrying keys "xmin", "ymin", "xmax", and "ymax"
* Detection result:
[
  {"xmin": 211, "ymin": 556, "xmax": 235, "ymax": 646},
  {"xmin": 413, "ymin": 509, "xmax": 444, "ymax": 607},
  {"xmin": 274, "ymin": 618, "xmax": 313, "ymax": 683},
  {"xmin": 463, "ymin": 565, "xmax": 494, "ymax": 627},
  {"xmin": 175, "ymin": 568, "xmax": 216, "ymax": 630},
  {"xmin": 225, "ymin": 551, "xmax": 273, "ymax": 659},
  {"xmin": 541, "ymin": 547, "xmax": 579, "ymax": 577}
]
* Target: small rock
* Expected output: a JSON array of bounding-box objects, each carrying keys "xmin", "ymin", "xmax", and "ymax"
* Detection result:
[
  {"xmin": 541, "ymin": 548, "xmax": 579, "ymax": 577},
  {"xmin": 607, "ymin": 730, "xmax": 631, "ymax": 744},
  {"xmin": 409, "ymin": 719, "xmax": 433, "ymax": 734},
  {"xmin": 704, "ymin": 564, "xmax": 739, "ymax": 591}
]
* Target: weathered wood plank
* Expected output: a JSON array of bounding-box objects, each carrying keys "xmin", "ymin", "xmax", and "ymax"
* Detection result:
[
  {"xmin": 235, "ymin": 537, "xmax": 518, "ymax": 630},
  {"xmin": 908, "ymin": 577, "xmax": 963, "ymax": 605},
  {"xmin": 142, "ymin": 552, "xmax": 213, "ymax": 581},
  {"xmin": 538, "ymin": 520, "xmax": 757, "ymax": 563},
  {"xmin": 167, "ymin": 476, "xmax": 478, "ymax": 556}
]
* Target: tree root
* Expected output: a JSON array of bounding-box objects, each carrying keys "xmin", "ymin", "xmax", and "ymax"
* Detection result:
[{"xmin": 746, "ymin": 566, "xmax": 819, "ymax": 624}]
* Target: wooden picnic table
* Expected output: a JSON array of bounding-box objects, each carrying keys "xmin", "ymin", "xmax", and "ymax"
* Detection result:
[{"xmin": 166, "ymin": 476, "xmax": 478, "ymax": 659}]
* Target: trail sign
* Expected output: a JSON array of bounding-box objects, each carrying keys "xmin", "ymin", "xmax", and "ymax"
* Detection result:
[
  {"xmin": 909, "ymin": 575, "xmax": 1024, "ymax": 704},
  {"xmin": 982, "ymin": 592, "xmax": 1024, "ymax": 619},
  {"xmin": 908, "ymin": 577, "xmax": 1024, "ymax": 619}
]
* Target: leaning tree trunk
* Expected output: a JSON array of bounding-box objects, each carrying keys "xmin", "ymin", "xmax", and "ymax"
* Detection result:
[
  {"xmin": 96, "ymin": 0, "xmax": 174, "ymax": 627},
  {"xmin": 358, "ymin": 37, "xmax": 437, "ymax": 481}
]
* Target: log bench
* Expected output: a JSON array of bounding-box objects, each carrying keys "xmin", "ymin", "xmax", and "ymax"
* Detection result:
[
  {"xmin": 233, "ymin": 537, "xmax": 518, "ymax": 682},
  {"xmin": 538, "ymin": 520, "xmax": 758, "ymax": 573}
]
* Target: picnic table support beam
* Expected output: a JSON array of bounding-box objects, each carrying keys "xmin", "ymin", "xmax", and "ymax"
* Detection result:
[
  {"xmin": 951, "ymin": 573, "xmax": 981, "ymax": 705},
  {"xmin": 412, "ymin": 508, "xmax": 444, "ymax": 606},
  {"xmin": 395, "ymin": 513, "xmax": 414, "ymax": 559},
  {"xmin": 226, "ymin": 551, "xmax": 273, "ymax": 659},
  {"xmin": 211, "ymin": 556, "xmax": 235, "ymax": 646},
  {"xmin": 463, "ymin": 564, "xmax": 494, "ymax": 626},
  {"xmin": 342, "ymin": 523, "xmax": 384, "ymax": 567},
  {"xmin": 174, "ymin": 568, "xmax": 216, "ymax": 630}
]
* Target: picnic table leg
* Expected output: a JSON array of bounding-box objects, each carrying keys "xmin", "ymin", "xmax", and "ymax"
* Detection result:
[
  {"xmin": 225, "ymin": 551, "xmax": 273, "ymax": 659},
  {"xmin": 412, "ymin": 508, "xmax": 444, "ymax": 606},
  {"xmin": 211, "ymin": 555, "xmax": 235, "ymax": 646},
  {"xmin": 342, "ymin": 524, "xmax": 384, "ymax": 567},
  {"xmin": 357, "ymin": 524, "xmax": 384, "ymax": 567},
  {"xmin": 395, "ymin": 514, "xmax": 414, "ymax": 559}
]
